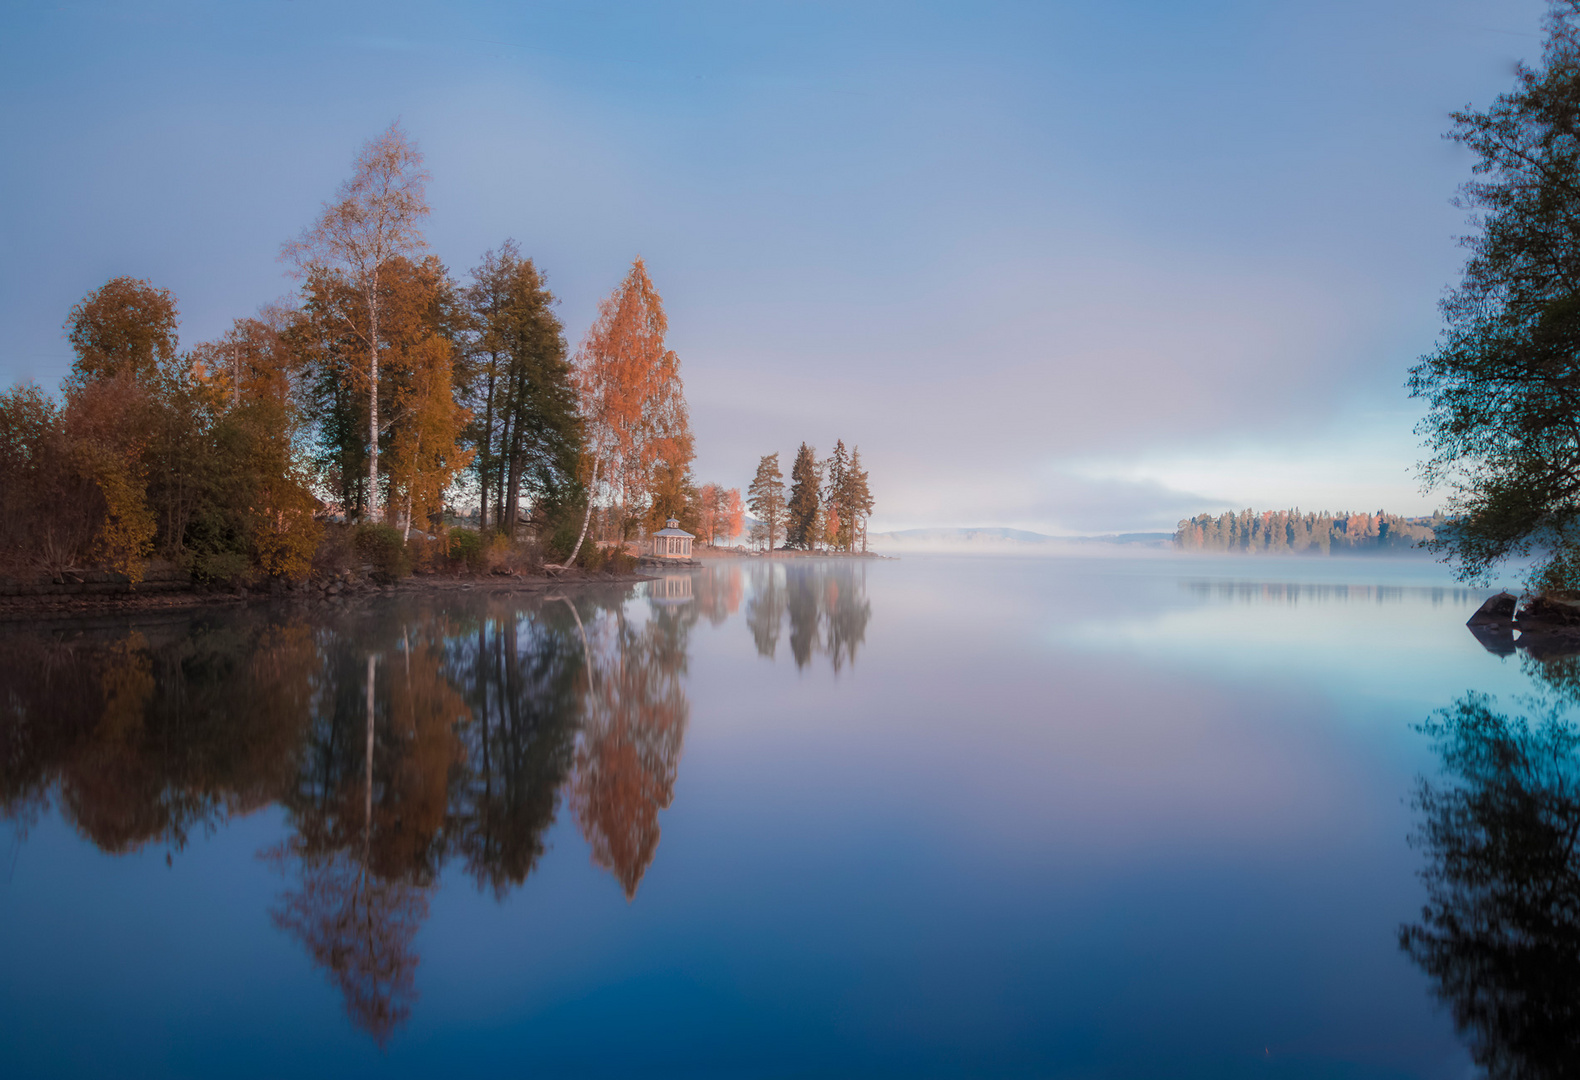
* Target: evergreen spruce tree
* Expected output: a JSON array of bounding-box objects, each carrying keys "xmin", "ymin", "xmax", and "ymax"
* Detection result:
[
  {"xmin": 842, "ymin": 446, "xmax": 873, "ymax": 552},
  {"xmin": 822, "ymin": 441, "xmax": 849, "ymax": 550},
  {"xmin": 785, "ymin": 442, "xmax": 820, "ymax": 549}
]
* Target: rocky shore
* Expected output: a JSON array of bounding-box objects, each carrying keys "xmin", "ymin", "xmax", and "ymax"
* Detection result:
[{"xmin": 1465, "ymin": 591, "xmax": 1580, "ymax": 659}]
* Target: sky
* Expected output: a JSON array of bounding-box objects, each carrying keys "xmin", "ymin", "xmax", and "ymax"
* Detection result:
[{"xmin": 0, "ymin": 0, "xmax": 1551, "ymax": 534}]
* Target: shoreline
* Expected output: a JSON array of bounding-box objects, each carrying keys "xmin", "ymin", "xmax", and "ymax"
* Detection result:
[{"xmin": 0, "ymin": 568, "xmax": 656, "ymax": 623}]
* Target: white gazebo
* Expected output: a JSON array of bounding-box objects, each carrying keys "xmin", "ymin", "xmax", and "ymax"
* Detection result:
[{"xmin": 649, "ymin": 518, "xmax": 695, "ymax": 560}]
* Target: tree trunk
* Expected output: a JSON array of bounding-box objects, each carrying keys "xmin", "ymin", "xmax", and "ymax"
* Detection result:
[
  {"xmin": 367, "ymin": 272, "xmax": 381, "ymax": 523},
  {"xmin": 494, "ymin": 405, "xmax": 511, "ymax": 537},
  {"xmin": 402, "ymin": 430, "xmax": 419, "ymax": 541},
  {"xmin": 364, "ymin": 653, "xmax": 375, "ymax": 855},
  {"xmin": 563, "ymin": 456, "xmax": 599, "ymax": 566},
  {"xmin": 478, "ymin": 354, "xmax": 499, "ymax": 532}
]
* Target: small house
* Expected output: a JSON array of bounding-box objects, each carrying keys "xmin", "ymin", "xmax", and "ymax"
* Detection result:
[{"xmin": 650, "ymin": 518, "xmax": 695, "ymax": 560}]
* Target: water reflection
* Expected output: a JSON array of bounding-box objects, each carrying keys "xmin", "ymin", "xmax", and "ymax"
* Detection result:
[
  {"xmin": 1402, "ymin": 657, "xmax": 1580, "ymax": 1077},
  {"xmin": 739, "ymin": 560, "xmax": 871, "ymax": 672},
  {"xmin": 1184, "ymin": 580, "xmax": 1479, "ymax": 607},
  {"xmin": 0, "ymin": 560, "xmax": 875, "ymax": 1043}
]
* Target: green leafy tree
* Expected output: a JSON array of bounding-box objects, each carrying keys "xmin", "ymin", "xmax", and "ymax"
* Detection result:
[
  {"xmin": 784, "ymin": 442, "xmax": 820, "ymax": 549},
  {"xmin": 1410, "ymin": 1, "xmax": 1580, "ymax": 585}
]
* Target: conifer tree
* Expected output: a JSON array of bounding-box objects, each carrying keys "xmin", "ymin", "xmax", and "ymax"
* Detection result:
[
  {"xmin": 822, "ymin": 441, "xmax": 848, "ymax": 549},
  {"xmin": 460, "ymin": 242, "xmax": 579, "ymax": 535},
  {"xmin": 747, "ymin": 453, "xmax": 786, "ymax": 553},
  {"xmin": 842, "ymin": 446, "xmax": 874, "ymax": 552},
  {"xmin": 785, "ymin": 442, "xmax": 820, "ymax": 549}
]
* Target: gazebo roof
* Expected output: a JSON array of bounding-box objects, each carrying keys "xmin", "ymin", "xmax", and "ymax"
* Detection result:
[{"xmin": 653, "ymin": 518, "xmax": 694, "ymax": 538}]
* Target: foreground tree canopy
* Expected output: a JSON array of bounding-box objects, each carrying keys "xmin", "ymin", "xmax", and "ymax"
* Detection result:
[{"xmin": 1412, "ymin": 0, "xmax": 1580, "ymax": 588}]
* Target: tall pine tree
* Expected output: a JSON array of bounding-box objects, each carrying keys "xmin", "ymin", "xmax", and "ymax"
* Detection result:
[
  {"xmin": 747, "ymin": 453, "xmax": 785, "ymax": 553},
  {"xmin": 785, "ymin": 442, "xmax": 820, "ymax": 549}
]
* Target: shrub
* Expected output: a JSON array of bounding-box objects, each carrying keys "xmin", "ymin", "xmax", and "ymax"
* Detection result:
[
  {"xmin": 189, "ymin": 549, "xmax": 252, "ymax": 588},
  {"xmin": 603, "ymin": 548, "xmax": 637, "ymax": 574},
  {"xmin": 448, "ymin": 528, "xmax": 487, "ymax": 574},
  {"xmin": 354, "ymin": 522, "xmax": 411, "ymax": 583},
  {"xmin": 575, "ymin": 542, "xmax": 606, "ymax": 571},
  {"xmin": 312, "ymin": 522, "xmax": 357, "ymax": 579}
]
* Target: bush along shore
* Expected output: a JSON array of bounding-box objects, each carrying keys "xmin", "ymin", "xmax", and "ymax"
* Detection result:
[{"xmin": 0, "ymin": 521, "xmax": 646, "ymax": 620}]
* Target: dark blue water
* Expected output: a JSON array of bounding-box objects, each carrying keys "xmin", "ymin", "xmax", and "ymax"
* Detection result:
[{"xmin": 0, "ymin": 554, "xmax": 1569, "ymax": 1078}]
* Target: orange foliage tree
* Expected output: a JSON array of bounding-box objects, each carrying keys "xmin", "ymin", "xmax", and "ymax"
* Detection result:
[{"xmin": 563, "ymin": 258, "xmax": 692, "ymax": 564}]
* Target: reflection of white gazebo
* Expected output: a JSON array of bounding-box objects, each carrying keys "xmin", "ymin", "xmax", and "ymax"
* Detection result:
[
  {"xmin": 648, "ymin": 574, "xmax": 694, "ymax": 605},
  {"xmin": 649, "ymin": 518, "xmax": 694, "ymax": 559}
]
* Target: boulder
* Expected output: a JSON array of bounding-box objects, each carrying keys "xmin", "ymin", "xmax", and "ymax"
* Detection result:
[
  {"xmin": 1466, "ymin": 591, "xmax": 1518, "ymax": 626},
  {"xmin": 1516, "ymin": 594, "xmax": 1580, "ymax": 629}
]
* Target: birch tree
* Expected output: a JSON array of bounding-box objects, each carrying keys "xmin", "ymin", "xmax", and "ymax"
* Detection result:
[
  {"xmin": 562, "ymin": 258, "xmax": 691, "ymax": 565},
  {"xmin": 284, "ymin": 122, "xmax": 430, "ymax": 523}
]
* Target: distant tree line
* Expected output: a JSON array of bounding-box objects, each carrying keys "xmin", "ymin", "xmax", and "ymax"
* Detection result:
[
  {"xmin": 746, "ymin": 440, "xmax": 873, "ymax": 553},
  {"xmin": 1174, "ymin": 509, "xmax": 1440, "ymax": 554},
  {"xmin": 0, "ymin": 123, "xmax": 731, "ymax": 583}
]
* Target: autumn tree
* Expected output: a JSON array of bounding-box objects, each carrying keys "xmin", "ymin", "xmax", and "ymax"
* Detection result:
[
  {"xmin": 785, "ymin": 442, "xmax": 821, "ymax": 550},
  {"xmin": 56, "ymin": 282, "xmax": 180, "ymax": 579},
  {"xmin": 290, "ymin": 253, "xmax": 466, "ymax": 528},
  {"xmin": 64, "ymin": 277, "xmax": 178, "ymax": 387},
  {"xmin": 284, "ymin": 122, "xmax": 430, "ymax": 523},
  {"xmin": 696, "ymin": 483, "xmax": 742, "ymax": 546},
  {"xmin": 460, "ymin": 241, "xmax": 580, "ymax": 536},
  {"xmin": 181, "ymin": 313, "xmax": 322, "ymax": 580},
  {"xmin": 696, "ymin": 483, "xmax": 722, "ymax": 545},
  {"xmin": 723, "ymin": 488, "xmax": 745, "ymax": 546},
  {"xmin": 563, "ymin": 258, "xmax": 692, "ymax": 564},
  {"xmin": 748, "ymin": 453, "xmax": 786, "ymax": 553},
  {"xmin": 0, "ymin": 383, "xmax": 98, "ymax": 573},
  {"xmin": 375, "ymin": 256, "xmax": 472, "ymax": 539}
]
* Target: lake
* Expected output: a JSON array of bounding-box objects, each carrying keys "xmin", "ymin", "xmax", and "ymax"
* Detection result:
[{"xmin": 1, "ymin": 553, "xmax": 1572, "ymax": 1078}]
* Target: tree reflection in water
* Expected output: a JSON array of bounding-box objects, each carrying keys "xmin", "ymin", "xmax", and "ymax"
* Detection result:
[
  {"xmin": 1402, "ymin": 657, "xmax": 1580, "ymax": 1078},
  {"xmin": 0, "ymin": 587, "xmax": 704, "ymax": 1042},
  {"xmin": 742, "ymin": 560, "xmax": 871, "ymax": 672},
  {"xmin": 565, "ymin": 587, "xmax": 692, "ymax": 899},
  {"xmin": 0, "ymin": 566, "xmax": 872, "ymax": 1041},
  {"xmin": 266, "ymin": 617, "xmax": 467, "ymax": 1042}
]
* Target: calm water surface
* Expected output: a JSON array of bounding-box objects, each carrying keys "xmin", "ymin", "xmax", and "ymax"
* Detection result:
[{"xmin": 1, "ymin": 554, "xmax": 1571, "ymax": 1078}]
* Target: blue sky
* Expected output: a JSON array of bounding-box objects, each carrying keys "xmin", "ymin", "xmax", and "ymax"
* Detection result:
[{"xmin": 0, "ymin": 0, "xmax": 1548, "ymax": 532}]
